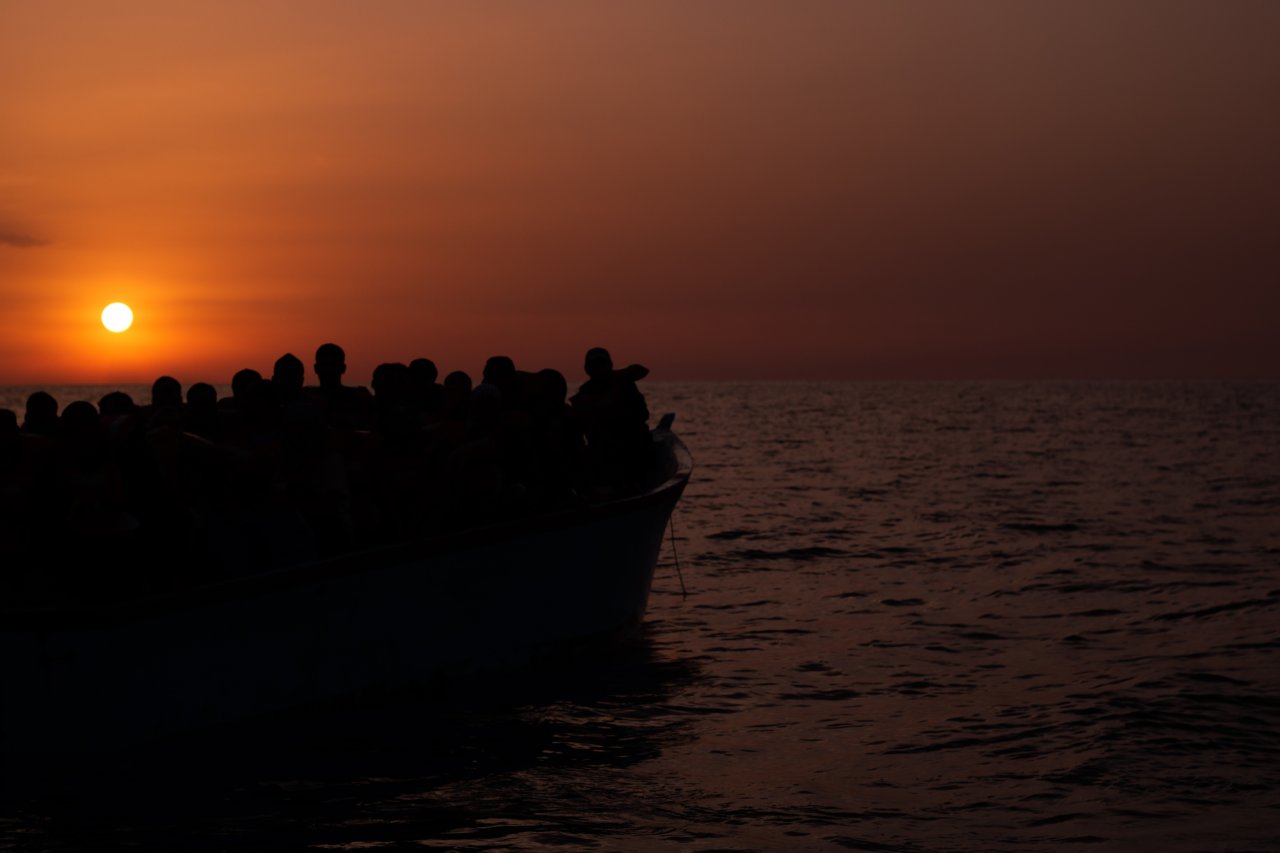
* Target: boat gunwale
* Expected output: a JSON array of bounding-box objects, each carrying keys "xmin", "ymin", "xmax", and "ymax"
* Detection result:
[{"xmin": 3, "ymin": 431, "xmax": 692, "ymax": 633}]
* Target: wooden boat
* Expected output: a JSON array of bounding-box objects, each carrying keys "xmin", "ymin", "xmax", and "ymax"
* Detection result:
[{"xmin": 0, "ymin": 428, "xmax": 692, "ymax": 754}]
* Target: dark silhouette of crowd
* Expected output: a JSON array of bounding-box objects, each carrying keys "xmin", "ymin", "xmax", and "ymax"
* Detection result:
[{"xmin": 0, "ymin": 346, "xmax": 656, "ymax": 604}]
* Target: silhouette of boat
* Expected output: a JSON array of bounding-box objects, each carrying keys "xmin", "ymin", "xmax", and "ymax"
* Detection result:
[{"xmin": 1, "ymin": 427, "xmax": 691, "ymax": 753}]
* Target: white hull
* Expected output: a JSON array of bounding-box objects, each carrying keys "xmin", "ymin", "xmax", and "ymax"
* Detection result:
[{"xmin": 1, "ymin": 433, "xmax": 691, "ymax": 754}]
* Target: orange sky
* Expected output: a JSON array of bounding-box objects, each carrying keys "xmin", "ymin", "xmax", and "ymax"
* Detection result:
[{"xmin": 2, "ymin": 2, "xmax": 1278, "ymax": 383}]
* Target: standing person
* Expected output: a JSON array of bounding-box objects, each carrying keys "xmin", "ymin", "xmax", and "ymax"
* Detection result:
[
  {"xmin": 306, "ymin": 343, "xmax": 373, "ymax": 430},
  {"xmin": 570, "ymin": 347, "xmax": 651, "ymax": 493}
]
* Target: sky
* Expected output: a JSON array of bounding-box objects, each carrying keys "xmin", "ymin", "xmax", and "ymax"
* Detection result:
[{"xmin": 2, "ymin": 1, "xmax": 1278, "ymax": 383}]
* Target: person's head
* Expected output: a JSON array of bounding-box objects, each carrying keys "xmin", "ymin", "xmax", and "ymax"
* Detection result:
[
  {"xmin": 60, "ymin": 401, "xmax": 104, "ymax": 455},
  {"xmin": 443, "ymin": 370, "xmax": 472, "ymax": 395},
  {"xmin": 536, "ymin": 368, "xmax": 568, "ymax": 406},
  {"xmin": 442, "ymin": 370, "xmax": 472, "ymax": 416},
  {"xmin": 98, "ymin": 390, "xmax": 137, "ymax": 419},
  {"xmin": 314, "ymin": 342, "xmax": 347, "ymax": 386},
  {"xmin": 151, "ymin": 375, "xmax": 182, "ymax": 408},
  {"xmin": 231, "ymin": 368, "xmax": 263, "ymax": 401},
  {"xmin": 186, "ymin": 382, "xmax": 218, "ymax": 411},
  {"xmin": 25, "ymin": 390, "xmax": 58, "ymax": 423},
  {"xmin": 482, "ymin": 355, "xmax": 516, "ymax": 387},
  {"xmin": 584, "ymin": 347, "xmax": 613, "ymax": 380},
  {"xmin": 372, "ymin": 362, "xmax": 411, "ymax": 400},
  {"xmin": 409, "ymin": 357, "xmax": 439, "ymax": 386},
  {"xmin": 273, "ymin": 353, "xmax": 305, "ymax": 395},
  {"xmin": 60, "ymin": 401, "xmax": 108, "ymax": 467},
  {"xmin": 60, "ymin": 399, "xmax": 98, "ymax": 429}
]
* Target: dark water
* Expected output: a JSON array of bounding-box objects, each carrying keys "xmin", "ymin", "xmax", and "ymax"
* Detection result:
[{"xmin": 2, "ymin": 381, "xmax": 1278, "ymax": 851}]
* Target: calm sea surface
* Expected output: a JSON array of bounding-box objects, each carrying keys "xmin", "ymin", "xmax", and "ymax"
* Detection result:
[{"xmin": 2, "ymin": 381, "xmax": 1278, "ymax": 851}]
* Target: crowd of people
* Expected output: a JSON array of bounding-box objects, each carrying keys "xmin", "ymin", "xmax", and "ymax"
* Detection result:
[{"xmin": 0, "ymin": 345, "xmax": 654, "ymax": 601}]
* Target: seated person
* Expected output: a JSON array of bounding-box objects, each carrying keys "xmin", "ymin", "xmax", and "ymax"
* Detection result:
[
  {"xmin": 144, "ymin": 375, "xmax": 184, "ymax": 430},
  {"xmin": 410, "ymin": 358, "xmax": 444, "ymax": 417},
  {"xmin": 22, "ymin": 391, "xmax": 59, "ymax": 436},
  {"xmin": 272, "ymin": 353, "xmax": 307, "ymax": 404}
]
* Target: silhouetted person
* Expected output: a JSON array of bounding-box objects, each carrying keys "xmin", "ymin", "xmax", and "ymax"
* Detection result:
[
  {"xmin": 231, "ymin": 368, "xmax": 263, "ymax": 404},
  {"xmin": 272, "ymin": 353, "xmax": 306, "ymax": 403},
  {"xmin": 276, "ymin": 392, "xmax": 350, "ymax": 558},
  {"xmin": 308, "ymin": 342, "xmax": 372, "ymax": 429},
  {"xmin": 371, "ymin": 361, "xmax": 416, "ymax": 438},
  {"xmin": 59, "ymin": 400, "xmax": 107, "ymax": 471},
  {"xmin": 367, "ymin": 361, "xmax": 428, "ymax": 538},
  {"xmin": 410, "ymin": 357, "xmax": 444, "ymax": 416},
  {"xmin": 147, "ymin": 375, "xmax": 184, "ymax": 430},
  {"xmin": 187, "ymin": 382, "xmax": 217, "ymax": 409},
  {"xmin": 424, "ymin": 370, "xmax": 476, "ymax": 480},
  {"xmin": 441, "ymin": 370, "xmax": 472, "ymax": 417},
  {"xmin": 529, "ymin": 368, "xmax": 585, "ymax": 501},
  {"xmin": 241, "ymin": 374, "xmax": 282, "ymax": 440},
  {"xmin": 184, "ymin": 382, "xmax": 221, "ymax": 440},
  {"xmin": 372, "ymin": 361, "xmax": 411, "ymax": 401},
  {"xmin": 98, "ymin": 390, "xmax": 138, "ymax": 421},
  {"xmin": 58, "ymin": 400, "xmax": 131, "ymax": 568},
  {"xmin": 151, "ymin": 376, "xmax": 182, "ymax": 408},
  {"xmin": 478, "ymin": 358, "xmax": 538, "ymax": 490},
  {"xmin": 16, "ymin": 395, "xmax": 64, "ymax": 572},
  {"xmin": 571, "ymin": 347, "xmax": 651, "ymax": 492},
  {"xmin": 481, "ymin": 350, "xmax": 519, "ymax": 404},
  {"xmin": 410, "ymin": 358, "xmax": 438, "ymax": 384},
  {"xmin": 482, "ymin": 356, "xmax": 513, "ymax": 383},
  {"xmin": 217, "ymin": 368, "xmax": 264, "ymax": 448},
  {"xmin": 437, "ymin": 369, "xmax": 472, "ymax": 428},
  {"xmin": 174, "ymin": 381, "xmax": 231, "ymax": 552},
  {"xmin": 22, "ymin": 391, "xmax": 58, "ymax": 436},
  {"xmin": 442, "ymin": 383, "xmax": 510, "ymax": 524},
  {"xmin": 444, "ymin": 370, "xmax": 471, "ymax": 394},
  {"xmin": 95, "ymin": 391, "xmax": 142, "ymax": 456}
]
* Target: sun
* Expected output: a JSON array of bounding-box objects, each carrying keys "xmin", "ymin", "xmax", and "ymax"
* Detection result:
[{"xmin": 101, "ymin": 302, "xmax": 134, "ymax": 333}]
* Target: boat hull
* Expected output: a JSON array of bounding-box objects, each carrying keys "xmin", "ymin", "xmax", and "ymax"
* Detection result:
[{"xmin": 2, "ymin": 433, "xmax": 690, "ymax": 754}]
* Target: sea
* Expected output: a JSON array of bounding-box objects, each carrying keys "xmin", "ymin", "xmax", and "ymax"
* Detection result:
[{"xmin": 1, "ymin": 381, "xmax": 1277, "ymax": 851}]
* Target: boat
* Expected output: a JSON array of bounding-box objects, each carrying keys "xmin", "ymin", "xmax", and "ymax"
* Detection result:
[{"xmin": 0, "ymin": 425, "xmax": 692, "ymax": 754}]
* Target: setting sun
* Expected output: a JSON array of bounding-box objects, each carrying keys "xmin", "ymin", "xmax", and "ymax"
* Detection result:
[{"xmin": 101, "ymin": 302, "xmax": 133, "ymax": 333}]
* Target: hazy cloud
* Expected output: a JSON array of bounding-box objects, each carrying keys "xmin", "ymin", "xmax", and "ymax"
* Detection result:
[{"xmin": 0, "ymin": 225, "xmax": 48, "ymax": 248}]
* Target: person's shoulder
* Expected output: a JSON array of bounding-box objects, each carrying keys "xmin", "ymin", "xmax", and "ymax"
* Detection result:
[{"xmin": 571, "ymin": 379, "xmax": 604, "ymax": 405}]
